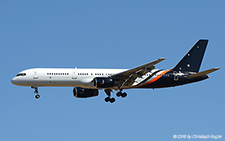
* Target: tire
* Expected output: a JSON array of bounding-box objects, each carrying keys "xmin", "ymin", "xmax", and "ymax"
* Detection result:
[
  {"xmin": 35, "ymin": 94, "xmax": 40, "ymax": 99},
  {"xmin": 116, "ymin": 92, "xmax": 122, "ymax": 97},
  {"xmin": 105, "ymin": 97, "xmax": 110, "ymax": 102},
  {"xmin": 110, "ymin": 98, "xmax": 115, "ymax": 103},
  {"xmin": 121, "ymin": 92, "xmax": 127, "ymax": 98}
]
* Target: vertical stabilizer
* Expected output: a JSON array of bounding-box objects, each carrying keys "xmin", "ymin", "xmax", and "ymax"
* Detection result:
[{"xmin": 173, "ymin": 40, "xmax": 208, "ymax": 72}]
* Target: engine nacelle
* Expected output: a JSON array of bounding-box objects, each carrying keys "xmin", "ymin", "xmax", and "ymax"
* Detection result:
[
  {"xmin": 93, "ymin": 77, "xmax": 116, "ymax": 88},
  {"xmin": 73, "ymin": 87, "xmax": 99, "ymax": 98}
]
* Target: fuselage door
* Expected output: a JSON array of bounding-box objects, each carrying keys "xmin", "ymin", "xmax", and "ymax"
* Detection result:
[
  {"xmin": 72, "ymin": 68, "xmax": 77, "ymax": 79},
  {"xmin": 174, "ymin": 71, "xmax": 178, "ymax": 81},
  {"xmin": 33, "ymin": 71, "xmax": 38, "ymax": 79}
]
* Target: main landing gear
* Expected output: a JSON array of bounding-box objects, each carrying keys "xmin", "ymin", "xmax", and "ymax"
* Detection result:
[
  {"xmin": 104, "ymin": 89, "xmax": 115, "ymax": 103},
  {"xmin": 104, "ymin": 89, "xmax": 127, "ymax": 103},
  {"xmin": 31, "ymin": 86, "xmax": 40, "ymax": 99},
  {"xmin": 116, "ymin": 91, "xmax": 127, "ymax": 98},
  {"xmin": 105, "ymin": 97, "xmax": 115, "ymax": 103}
]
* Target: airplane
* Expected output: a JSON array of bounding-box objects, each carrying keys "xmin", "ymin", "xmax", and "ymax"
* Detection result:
[{"xmin": 11, "ymin": 40, "xmax": 220, "ymax": 103}]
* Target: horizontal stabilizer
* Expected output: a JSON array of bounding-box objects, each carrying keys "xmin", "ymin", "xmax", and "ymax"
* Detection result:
[{"xmin": 187, "ymin": 68, "xmax": 220, "ymax": 79}]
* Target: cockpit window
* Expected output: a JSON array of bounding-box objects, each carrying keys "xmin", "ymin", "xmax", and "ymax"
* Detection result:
[{"xmin": 16, "ymin": 73, "xmax": 26, "ymax": 77}]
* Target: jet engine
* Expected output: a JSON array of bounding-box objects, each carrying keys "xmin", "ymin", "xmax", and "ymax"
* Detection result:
[
  {"xmin": 73, "ymin": 87, "xmax": 99, "ymax": 98},
  {"xmin": 93, "ymin": 77, "xmax": 116, "ymax": 88}
]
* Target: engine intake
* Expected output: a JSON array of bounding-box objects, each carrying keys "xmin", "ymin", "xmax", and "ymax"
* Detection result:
[
  {"xmin": 73, "ymin": 87, "xmax": 99, "ymax": 98},
  {"xmin": 93, "ymin": 77, "xmax": 116, "ymax": 88}
]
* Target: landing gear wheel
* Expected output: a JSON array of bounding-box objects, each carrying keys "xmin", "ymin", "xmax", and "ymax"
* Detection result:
[
  {"xmin": 105, "ymin": 97, "xmax": 115, "ymax": 103},
  {"xmin": 105, "ymin": 97, "xmax": 110, "ymax": 102},
  {"xmin": 35, "ymin": 94, "xmax": 40, "ymax": 99},
  {"xmin": 110, "ymin": 98, "xmax": 115, "ymax": 103},
  {"xmin": 116, "ymin": 92, "xmax": 122, "ymax": 97},
  {"xmin": 121, "ymin": 92, "xmax": 127, "ymax": 98}
]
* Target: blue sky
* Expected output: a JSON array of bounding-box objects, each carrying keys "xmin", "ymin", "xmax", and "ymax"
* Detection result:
[{"xmin": 0, "ymin": 0, "xmax": 224, "ymax": 140}]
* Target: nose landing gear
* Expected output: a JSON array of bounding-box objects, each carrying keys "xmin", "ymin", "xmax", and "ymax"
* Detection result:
[{"xmin": 31, "ymin": 86, "xmax": 40, "ymax": 99}]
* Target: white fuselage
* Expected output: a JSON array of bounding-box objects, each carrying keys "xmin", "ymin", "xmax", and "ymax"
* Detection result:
[{"xmin": 11, "ymin": 68, "xmax": 160, "ymax": 89}]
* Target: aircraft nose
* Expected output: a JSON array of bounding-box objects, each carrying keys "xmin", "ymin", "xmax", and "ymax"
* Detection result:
[{"xmin": 11, "ymin": 77, "xmax": 19, "ymax": 85}]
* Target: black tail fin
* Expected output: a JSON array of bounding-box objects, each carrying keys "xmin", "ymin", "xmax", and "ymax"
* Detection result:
[{"xmin": 173, "ymin": 40, "xmax": 208, "ymax": 72}]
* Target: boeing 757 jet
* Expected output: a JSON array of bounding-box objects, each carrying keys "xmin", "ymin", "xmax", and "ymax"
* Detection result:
[{"xmin": 11, "ymin": 40, "xmax": 219, "ymax": 103}]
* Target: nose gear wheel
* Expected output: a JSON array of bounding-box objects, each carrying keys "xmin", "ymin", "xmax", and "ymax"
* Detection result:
[{"xmin": 31, "ymin": 86, "xmax": 40, "ymax": 99}]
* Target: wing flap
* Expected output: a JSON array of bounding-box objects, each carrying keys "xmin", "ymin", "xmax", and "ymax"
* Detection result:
[
  {"xmin": 187, "ymin": 68, "xmax": 220, "ymax": 79},
  {"xmin": 112, "ymin": 58, "xmax": 165, "ymax": 79},
  {"xmin": 111, "ymin": 58, "xmax": 166, "ymax": 89}
]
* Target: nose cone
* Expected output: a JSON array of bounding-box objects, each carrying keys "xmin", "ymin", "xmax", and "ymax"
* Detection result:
[{"xmin": 11, "ymin": 77, "xmax": 19, "ymax": 85}]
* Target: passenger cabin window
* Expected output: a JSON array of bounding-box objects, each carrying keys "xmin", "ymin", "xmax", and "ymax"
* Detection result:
[
  {"xmin": 78, "ymin": 73, "xmax": 88, "ymax": 75},
  {"xmin": 47, "ymin": 73, "xmax": 69, "ymax": 75}
]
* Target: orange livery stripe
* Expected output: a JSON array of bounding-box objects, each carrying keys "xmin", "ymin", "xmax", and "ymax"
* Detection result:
[{"xmin": 137, "ymin": 70, "xmax": 171, "ymax": 87}]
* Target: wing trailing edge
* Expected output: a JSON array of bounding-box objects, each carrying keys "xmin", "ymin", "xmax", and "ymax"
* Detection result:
[{"xmin": 111, "ymin": 58, "xmax": 166, "ymax": 89}]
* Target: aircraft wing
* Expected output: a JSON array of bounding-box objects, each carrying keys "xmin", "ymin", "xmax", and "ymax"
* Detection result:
[
  {"xmin": 111, "ymin": 58, "xmax": 165, "ymax": 89},
  {"xmin": 187, "ymin": 68, "xmax": 220, "ymax": 79}
]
